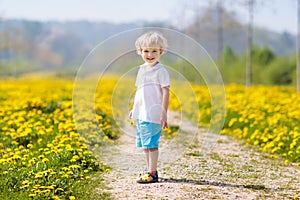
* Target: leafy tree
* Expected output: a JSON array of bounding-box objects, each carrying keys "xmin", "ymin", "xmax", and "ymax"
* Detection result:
[
  {"xmin": 251, "ymin": 45, "xmax": 275, "ymax": 66},
  {"xmin": 258, "ymin": 46, "xmax": 275, "ymax": 65},
  {"xmin": 185, "ymin": 2, "xmax": 242, "ymax": 58},
  {"xmin": 222, "ymin": 46, "xmax": 237, "ymax": 64}
]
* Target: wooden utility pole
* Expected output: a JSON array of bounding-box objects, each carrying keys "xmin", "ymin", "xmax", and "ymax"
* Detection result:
[
  {"xmin": 246, "ymin": 0, "xmax": 254, "ymax": 88},
  {"xmin": 217, "ymin": 0, "xmax": 223, "ymax": 61},
  {"xmin": 297, "ymin": 0, "xmax": 300, "ymax": 92}
]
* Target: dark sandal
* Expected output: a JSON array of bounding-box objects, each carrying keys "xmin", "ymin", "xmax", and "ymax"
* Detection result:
[{"xmin": 137, "ymin": 172, "xmax": 158, "ymax": 183}]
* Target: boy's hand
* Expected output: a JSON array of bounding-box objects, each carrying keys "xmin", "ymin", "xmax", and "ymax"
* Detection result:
[
  {"xmin": 161, "ymin": 121, "xmax": 168, "ymax": 129},
  {"xmin": 128, "ymin": 110, "xmax": 132, "ymax": 119},
  {"xmin": 160, "ymin": 112, "xmax": 168, "ymax": 129}
]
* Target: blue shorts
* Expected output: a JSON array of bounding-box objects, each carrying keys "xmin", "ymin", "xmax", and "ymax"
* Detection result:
[{"xmin": 136, "ymin": 120, "xmax": 162, "ymax": 149}]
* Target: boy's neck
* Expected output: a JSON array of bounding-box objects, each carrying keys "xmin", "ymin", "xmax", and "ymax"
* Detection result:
[{"xmin": 145, "ymin": 61, "xmax": 159, "ymax": 67}]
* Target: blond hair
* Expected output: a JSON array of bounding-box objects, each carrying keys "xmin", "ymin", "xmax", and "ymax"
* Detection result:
[{"xmin": 135, "ymin": 31, "xmax": 168, "ymax": 55}]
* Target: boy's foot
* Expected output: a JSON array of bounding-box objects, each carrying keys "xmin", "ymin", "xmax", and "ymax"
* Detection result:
[
  {"xmin": 137, "ymin": 171, "xmax": 158, "ymax": 183},
  {"xmin": 139, "ymin": 170, "xmax": 148, "ymax": 177}
]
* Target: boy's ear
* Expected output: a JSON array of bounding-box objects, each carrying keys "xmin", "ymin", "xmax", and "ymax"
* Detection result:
[
  {"xmin": 137, "ymin": 49, "xmax": 142, "ymax": 55},
  {"xmin": 160, "ymin": 49, "xmax": 164, "ymax": 55}
]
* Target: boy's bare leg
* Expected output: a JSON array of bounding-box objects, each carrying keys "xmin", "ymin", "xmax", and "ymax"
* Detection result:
[
  {"xmin": 143, "ymin": 149, "xmax": 150, "ymax": 171},
  {"xmin": 149, "ymin": 148, "xmax": 158, "ymax": 175}
]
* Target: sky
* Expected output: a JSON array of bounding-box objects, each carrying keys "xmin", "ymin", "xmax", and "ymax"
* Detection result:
[{"xmin": 0, "ymin": 0, "xmax": 297, "ymax": 34}]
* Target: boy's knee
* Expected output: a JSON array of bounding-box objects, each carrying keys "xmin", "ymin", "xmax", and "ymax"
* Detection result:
[
  {"xmin": 149, "ymin": 148, "xmax": 158, "ymax": 152},
  {"xmin": 143, "ymin": 148, "xmax": 158, "ymax": 152}
]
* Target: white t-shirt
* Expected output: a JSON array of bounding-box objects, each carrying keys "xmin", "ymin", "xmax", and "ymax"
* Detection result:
[{"xmin": 131, "ymin": 62, "xmax": 170, "ymax": 124}]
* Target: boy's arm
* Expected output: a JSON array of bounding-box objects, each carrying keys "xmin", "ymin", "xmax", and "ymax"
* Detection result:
[{"xmin": 161, "ymin": 86, "xmax": 170, "ymax": 129}]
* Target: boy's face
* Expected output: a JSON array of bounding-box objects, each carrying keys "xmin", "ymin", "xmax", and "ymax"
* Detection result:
[{"xmin": 140, "ymin": 47, "xmax": 163, "ymax": 66}]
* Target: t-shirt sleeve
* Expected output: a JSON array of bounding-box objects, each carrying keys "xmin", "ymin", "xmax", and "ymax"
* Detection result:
[
  {"xmin": 158, "ymin": 68, "xmax": 170, "ymax": 88},
  {"xmin": 135, "ymin": 68, "xmax": 142, "ymax": 87}
]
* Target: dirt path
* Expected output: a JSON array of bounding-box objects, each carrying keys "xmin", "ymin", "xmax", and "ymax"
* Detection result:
[{"xmin": 96, "ymin": 112, "xmax": 300, "ymax": 200}]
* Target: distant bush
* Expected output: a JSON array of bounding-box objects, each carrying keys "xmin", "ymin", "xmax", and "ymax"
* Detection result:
[
  {"xmin": 0, "ymin": 59, "xmax": 38, "ymax": 77},
  {"xmin": 263, "ymin": 56, "xmax": 296, "ymax": 85},
  {"xmin": 216, "ymin": 45, "xmax": 296, "ymax": 86}
]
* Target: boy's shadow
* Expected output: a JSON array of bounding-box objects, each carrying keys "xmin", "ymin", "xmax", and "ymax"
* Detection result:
[{"xmin": 159, "ymin": 177, "xmax": 276, "ymax": 191}]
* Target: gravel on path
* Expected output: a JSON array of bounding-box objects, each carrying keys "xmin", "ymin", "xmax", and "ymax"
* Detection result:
[{"xmin": 96, "ymin": 112, "xmax": 300, "ymax": 200}]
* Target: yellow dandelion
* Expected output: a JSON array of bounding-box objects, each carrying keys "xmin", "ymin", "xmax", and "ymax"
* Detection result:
[
  {"xmin": 42, "ymin": 158, "xmax": 50, "ymax": 163},
  {"xmin": 52, "ymin": 195, "xmax": 61, "ymax": 200},
  {"xmin": 35, "ymin": 172, "xmax": 44, "ymax": 179},
  {"xmin": 56, "ymin": 188, "xmax": 64, "ymax": 192}
]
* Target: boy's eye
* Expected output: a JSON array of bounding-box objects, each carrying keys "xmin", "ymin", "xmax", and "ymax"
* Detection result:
[{"xmin": 142, "ymin": 49, "xmax": 159, "ymax": 53}]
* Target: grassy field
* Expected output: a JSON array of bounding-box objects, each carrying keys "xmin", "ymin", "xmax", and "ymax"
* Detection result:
[
  {"xmin": 0, "ymin": 75, "xmax": 299, "ymax": 199},
  {"xmin": 0, "ymin": 78, "xmax": 114, "ymax": 200}
]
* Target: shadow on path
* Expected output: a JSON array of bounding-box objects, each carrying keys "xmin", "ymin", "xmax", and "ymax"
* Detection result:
[{"xmin": 159, "ymin": 177, "xmax": 277, "ymax": 192}]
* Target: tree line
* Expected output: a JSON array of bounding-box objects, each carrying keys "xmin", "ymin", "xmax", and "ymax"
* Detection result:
[{"xmin": 0, "ymin": 0, "xmax": 298, "ymax": 88}]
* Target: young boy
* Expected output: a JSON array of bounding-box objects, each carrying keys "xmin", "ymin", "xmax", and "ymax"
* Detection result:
[{"xmin": 129, "ymin": 31, "xmax": 170, "ymax": 183}]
